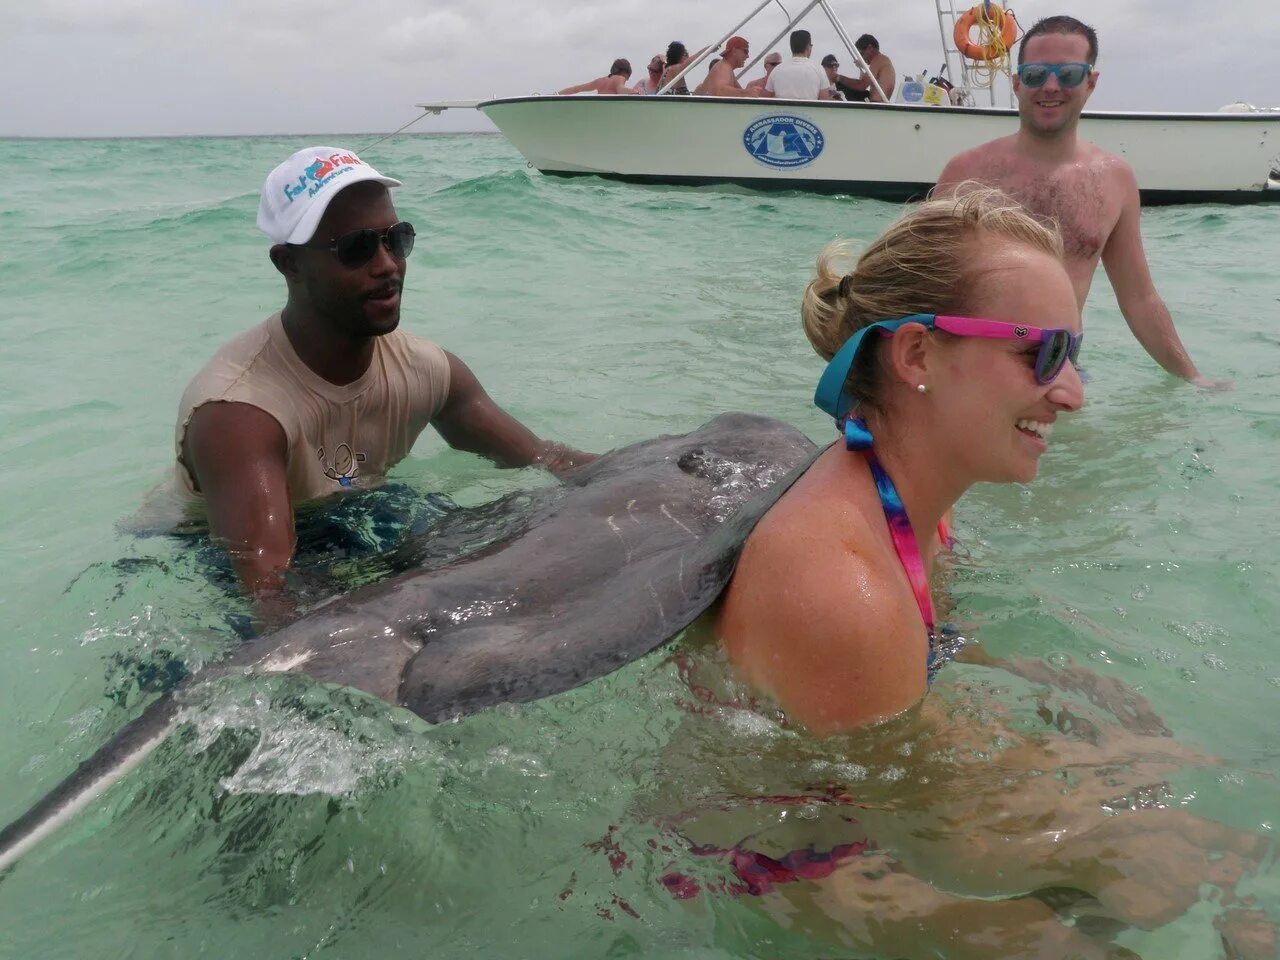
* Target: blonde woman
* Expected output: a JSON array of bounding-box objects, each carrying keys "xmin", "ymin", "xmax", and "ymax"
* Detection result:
[
  {"xmin": 684, "ymin": 191, "xmax": 1268, "ymax": 957},
  {"xmin": 718, "ymin": 187, "xmax": 1085, "ymax": 733}
]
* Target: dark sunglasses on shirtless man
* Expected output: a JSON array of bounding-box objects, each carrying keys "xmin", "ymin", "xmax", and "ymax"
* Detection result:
[{"xmin": 299, "ymin": 221, "xmax": 416, "ymax": 269}]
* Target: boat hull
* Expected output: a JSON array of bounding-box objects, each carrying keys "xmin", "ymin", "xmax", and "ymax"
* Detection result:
[{"xmin": 479, "ymin": 96, "xmax": 1280, "ymax": 204}]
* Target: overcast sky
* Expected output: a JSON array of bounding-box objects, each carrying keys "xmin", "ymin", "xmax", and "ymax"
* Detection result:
[{"xmin": 4, "ymin": 0, "xmax": 1278, "ymax": 138}]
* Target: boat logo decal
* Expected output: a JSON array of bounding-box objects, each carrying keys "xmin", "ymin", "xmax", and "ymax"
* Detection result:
[{"xmin": 742, "ymin": 115, "xmax": 825, "ymax": 169}]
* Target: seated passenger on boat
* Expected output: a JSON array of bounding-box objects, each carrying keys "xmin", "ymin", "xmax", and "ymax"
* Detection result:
[
  {"xmin": 761, "ymin": 30, "xmax": 832, "ymax": 100},
  {"xmin": 693, "ymin": 59, "xmax": 719, "ymax": 94},
  {"xmin": 633, "ymin": 54, "xmax": 665, "ymax": 94},
  {"xmin": 660, "ymin": 41, "xmax": 709, "ymax": 95},
  {"xmin": 558, "ymin": 59, "xmax": 638, "ymax": 95},
  {"xmin": 744, "ymin": 52, "xmax": 782, "ymax": 94},
  {"xmin": 694, "ymin": 36, "xmax": 755, "ymax": 97},
  {"xmin": 717, "ymin": 187, "xmax": 1084, "ymax": 733},
  {"xmin": 821, "ymin": 53, "xmax": 870, "ymax": 102}
]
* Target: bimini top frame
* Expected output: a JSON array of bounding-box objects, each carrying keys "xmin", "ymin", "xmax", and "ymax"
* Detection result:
[{"xmin": 657, "ymin": 0, "xmax": 888, "ymax": 102}]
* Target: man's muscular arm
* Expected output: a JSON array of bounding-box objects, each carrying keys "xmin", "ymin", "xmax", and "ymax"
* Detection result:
[
  {"xmin": 558, "ymin": 78, "xmax": 606, "ymax": 95},
  {"xmin": 1103, "ymin": 165, "xmax": 1228, "ymax": 388},
  {"xmin": 183, "ymin": 402, "xmax": 296, "ymax": 625},
  {"xmin": 433, "ymin": 352, "xmax": 596, "ymax": 475}
]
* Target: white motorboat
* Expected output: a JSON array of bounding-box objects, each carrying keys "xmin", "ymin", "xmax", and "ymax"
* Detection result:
[{"xmin": 419, "ymin": 0, "xmax": 1280, "ymax": 204}]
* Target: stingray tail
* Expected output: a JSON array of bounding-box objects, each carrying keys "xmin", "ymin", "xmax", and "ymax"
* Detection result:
[{"xmin": 0, "ymin": 695, "xmax": 181, "ymax": 873}]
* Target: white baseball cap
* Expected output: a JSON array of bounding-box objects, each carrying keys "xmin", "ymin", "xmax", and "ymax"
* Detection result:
[{"xmin": 256, "ymin": 146, "xmax": 402, "ymax": 245}]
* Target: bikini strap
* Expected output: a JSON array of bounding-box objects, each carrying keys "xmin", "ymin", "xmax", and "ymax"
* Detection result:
[{"xmin": 844, "ymin": 417, "xmax": 936, "ymax": 635}]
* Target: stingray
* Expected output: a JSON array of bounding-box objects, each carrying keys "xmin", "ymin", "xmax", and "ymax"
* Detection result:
[{"xmin": 0, "ymin": 412, "xmax": 818, "ymax": 871}]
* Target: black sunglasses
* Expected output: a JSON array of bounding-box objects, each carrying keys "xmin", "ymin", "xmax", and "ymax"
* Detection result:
[{"xmin": 306, "ymin": 221, "xmax": 416, "ymax": 268}]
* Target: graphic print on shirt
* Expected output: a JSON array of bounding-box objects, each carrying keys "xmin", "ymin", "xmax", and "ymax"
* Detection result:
[{"xmin": 318, "ymin": 443, "xmax": 367, "ymax": 488}]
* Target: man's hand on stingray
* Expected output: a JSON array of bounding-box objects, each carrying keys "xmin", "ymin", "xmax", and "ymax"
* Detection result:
[
  {"xmin": 249, "ymin": 588, "xmax": 297, "ymax": 635},
  {"xmin": 536, "ymin": 442, "xmax": 599, "ymax": 477}
]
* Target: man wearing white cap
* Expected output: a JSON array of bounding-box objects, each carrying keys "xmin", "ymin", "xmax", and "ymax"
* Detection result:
[{"xmin": 174, "ymin": 146, "xmax": 593, "ymax": 620}]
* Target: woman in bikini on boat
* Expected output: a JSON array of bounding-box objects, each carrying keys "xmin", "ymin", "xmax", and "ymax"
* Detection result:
[{"xmin": 717, "ymin": 186, "xmax": 1085, "ymax": 733}]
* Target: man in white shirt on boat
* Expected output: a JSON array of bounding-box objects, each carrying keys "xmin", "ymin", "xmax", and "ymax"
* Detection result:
[
  {"xmin": 935, "ymin": 15, "xmax": 1225, "ymax": 388},
  {"xmin": 696, "ymin": 36, "xmax": 755, "ymax": 97},
  {"xmin": 559, "ymin": 59, "xmax": 639, "ymax": 96},
  {"xmin": 762, "ymin": 30, "xmax": 832, "ymax": 100}
]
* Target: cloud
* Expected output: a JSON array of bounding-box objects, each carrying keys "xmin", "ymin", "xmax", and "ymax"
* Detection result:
[
  {"xmin": 2, "ymin": 0, "xmax": 1278, "ymax": 136},
  {"xmin": 17, "ymin": 0, "xmax": 180, "ymax": 32},
  {"xmin": 385, "ymin": 10, "xmax": 473, "ymax": 62}
]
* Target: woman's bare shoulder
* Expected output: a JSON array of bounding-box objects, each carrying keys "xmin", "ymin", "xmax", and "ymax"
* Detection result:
[
  {"xmin": 736, "ymin": 454, "xmax": 882, "ymax": 575},
  {"xmin": 718, "ymin": 533, "xmax": 927, "ymax": 730},
  {"xmin": 717, "ymin": 466, "xmax": 927, "ymax": 731}
]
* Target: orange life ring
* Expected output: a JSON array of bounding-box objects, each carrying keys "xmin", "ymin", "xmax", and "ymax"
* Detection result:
[{"xmin": 953, "ymin": 3, "xmax": 1018, "ymax": 61}]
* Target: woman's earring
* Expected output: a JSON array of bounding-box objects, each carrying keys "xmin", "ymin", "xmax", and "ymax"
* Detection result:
[{"xmin": 917, "ymin": 384, "xmax": 928, "ymax": 394}]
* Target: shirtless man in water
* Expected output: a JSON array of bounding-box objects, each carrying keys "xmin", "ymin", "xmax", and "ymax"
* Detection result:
[{"xmin": 936, "ymin": 15, "xmax": 1225, "ymax": 387}]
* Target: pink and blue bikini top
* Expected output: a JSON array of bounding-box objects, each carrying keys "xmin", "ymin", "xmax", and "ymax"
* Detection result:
[{"xmin": 843, "ymin": 417, "xmax": 957, "ymax": 678}]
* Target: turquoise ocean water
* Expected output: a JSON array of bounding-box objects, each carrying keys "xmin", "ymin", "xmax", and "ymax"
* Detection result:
[{"xmin": 1, "ymin": 134, "xmax": 1278, "ymax": 958}]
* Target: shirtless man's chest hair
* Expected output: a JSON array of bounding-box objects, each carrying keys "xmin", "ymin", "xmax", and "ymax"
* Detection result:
[{"xmin": 955, "ymin": 138, "xmax": 1125, "ymax": 301}]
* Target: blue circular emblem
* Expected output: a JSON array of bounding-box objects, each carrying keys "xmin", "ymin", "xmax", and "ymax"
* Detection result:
[
  {"xmin": 902, "ymin": 81, "xmax": 925, "ymax": 103},
  {"xmin": 742, "ymin": 115, "xmax": 825, "ymax": 169}
]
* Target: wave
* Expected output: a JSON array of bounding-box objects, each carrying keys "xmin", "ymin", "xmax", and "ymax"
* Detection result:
[{"xmin": 55, "ymin": 191, "xmax": 259, "ymax": 237}]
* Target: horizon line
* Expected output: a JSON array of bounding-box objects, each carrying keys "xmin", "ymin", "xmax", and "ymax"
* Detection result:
[{"xmin": 0, "ymin": 130, "xmax": 501, "ymax": 142}]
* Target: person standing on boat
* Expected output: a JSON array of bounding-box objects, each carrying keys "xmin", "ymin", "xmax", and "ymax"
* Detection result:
[
  {"xmin": 762, "ymin": 30, "xmax": 832, "ymax": 100},
  {"xmin": 821, "ymin": 54, "xmax": 871, "ymax": 102},
  {"xmin": 935, "ymin": 16, "xmax": 1225, "ymax": 388},
  {"xmin": 697, "ymin": 36, "xmax": 755, "ymax": 97},
  {"xmin": 842, "ymin": 35, "xmax": 896, "ymax": 102},
  {"xmin": 745, "ymin": 52, "xmax": 783, "ymax": 94},
  {"xmin": 173, "ymin": 146, "xmax": 595, "ymax": 622},
  {"xmin": 634, "ymin": 55, "xmax": 666, "ymax": 94},
  {"xmin": 559, "ymin": 59, "xmax": 639, "ymax": 95}
]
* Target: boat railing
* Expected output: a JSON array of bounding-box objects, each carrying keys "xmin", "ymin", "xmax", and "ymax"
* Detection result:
[
  {"xmin": 932, "ymin": 0, "xmax": 970, "ymax": 100},
  {"xmin": 657, "ymin": 0, "xmax": 887, "ymax": 102}
]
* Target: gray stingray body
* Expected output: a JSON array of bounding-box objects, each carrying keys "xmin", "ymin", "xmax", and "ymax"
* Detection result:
[{"xmin": 0, "ymin": 413, "xmax": 817, "ymax": 871}]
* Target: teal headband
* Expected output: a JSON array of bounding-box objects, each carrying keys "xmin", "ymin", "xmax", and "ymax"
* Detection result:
[{"xmin": 813, "ymin": 314, "xmax": 935, "ymax": 421}]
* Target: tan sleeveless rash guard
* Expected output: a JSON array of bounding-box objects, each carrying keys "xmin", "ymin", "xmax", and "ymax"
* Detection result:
[{"xmin": 173, "ymin": 312, "xmax": 451, "ymax": 505}]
